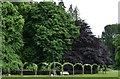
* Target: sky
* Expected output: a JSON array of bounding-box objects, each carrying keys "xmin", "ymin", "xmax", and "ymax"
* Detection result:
[{"xmin": 34, "ymin": 0, "xmax": 119, "ymax": 37}]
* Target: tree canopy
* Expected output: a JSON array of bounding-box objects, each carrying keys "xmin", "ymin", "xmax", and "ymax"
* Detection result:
[
  {"xmin": 113, "ymin": 34, "xmax": 120, "ymax": 68},
  {"xmin": 17, "ymin": 2, "xmax": 80, "ymax": 64},
  {"xmin": 101, "ymin": 24, "xmax": 120, "ymax": 60},
  {"xmin": 2, "ymin": 2, "xmax": 24, "ymax": 72},
  {"xmin": 1, "ymin": 1, "xmax": 116, "ymax": 73},
  {"xmin": 63, "ymin": 19, "xmax": 113, "ymax": 65}
]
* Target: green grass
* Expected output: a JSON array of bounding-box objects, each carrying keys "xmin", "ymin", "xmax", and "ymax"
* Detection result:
[{"xmin": 2, "ymin": 71, "xmax": 120, "ymax": 79}]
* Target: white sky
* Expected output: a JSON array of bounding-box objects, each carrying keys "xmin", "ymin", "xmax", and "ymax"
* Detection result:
[{"xmin": 34, "ymin": 0, "xmax": 119, "ymax": 37}]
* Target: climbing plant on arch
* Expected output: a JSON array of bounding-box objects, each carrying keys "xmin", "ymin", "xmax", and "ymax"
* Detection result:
[
  {"xmin": 12, "ymin": 62, "xmax": 28, "ymax": 75},
  {"xmin": 49, "ymin": 62, "xmax": 63, "ymax": 75},
  {"xmin": 40, "ymin": 62, "xmax": 49, "ymax": 71},
  {"xmin": 91, "ymin": 64, "xmax": 99, "ymax": 74},
  {"xmin": 62, "ymin": 62, "xmax": 74, "ymax": 75},
  {"xmin": 74, "ymin": 63, "xmax": 84, "ymax": 74},
  {"xmin": 43, "ymin": 62, "xmax": 101, "ymax": 75},
  {"xmin": 32, "ymin": 63, "xmax": 38, "ymax": 75}
]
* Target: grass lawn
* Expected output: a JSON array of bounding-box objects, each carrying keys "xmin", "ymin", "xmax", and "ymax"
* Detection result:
[{"xmin": 2, "ymin": 71, "xmax": 120, "ymax": 79}]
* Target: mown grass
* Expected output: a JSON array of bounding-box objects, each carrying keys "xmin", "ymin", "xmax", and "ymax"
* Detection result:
[{"xmin": 2, "ymin": 71, "xmax": 120, "ymax": 79}]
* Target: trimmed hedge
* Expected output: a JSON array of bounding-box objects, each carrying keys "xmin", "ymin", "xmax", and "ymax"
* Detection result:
[{"xmin": 5, "ymin": 70, "xmax": 98, "ymax": 75}]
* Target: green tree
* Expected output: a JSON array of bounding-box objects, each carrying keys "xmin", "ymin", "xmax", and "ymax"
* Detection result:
[
  {"xmin": 58, "ymin": 0, "xmax": 66, "ymax": 9},
  {"xmin": 101, "ymin": 24, "xmax": 120, "ymax": 60},
  {"xmin": 12, "ymin": 2, "xmax": 33, "ymax": 62},
  {"xmin": 19, "ymin": 2, "xmax": 80, "ymax": 64},
  {"xmin": 73, "ymin": 6, "xmax": 80, "ymax": 21},
  {"xmin": 113, "ymin": 34, "xmax": 120, "ymax": 68},
  {"xmin": 68, "ymin": 5, "xmax": 80, "ymax": 21},
  {"xmin": 2, "ymin": 2, "xmax": 24, "ymax": 73},
  {"xmin": 68, "ymin": 4, "xmax": 74, "ymax": 20}
]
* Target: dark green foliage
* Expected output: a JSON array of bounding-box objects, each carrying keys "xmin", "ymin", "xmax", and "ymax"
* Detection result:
[
  {"xmin": 113, "ymin": 34, "xmax": 120, "ymax": 68},
  {"xmin": 68, "ymin": 5, "xmax": 80, "ymax": 21},
  {"xmin": 73, "ymin": 6, "xmax": 79, "ymax": 21},
  {"xmin": 68, "ymin": 4, "xmax": 73, "ymax": 16},
  {"xmin": 2, "ymin": 1, "xmax": 115, "ymax": 73},
  {"xmin": 18, "ymin": 2, "xmax": 80, "ymax": 64},
  {"xmin": 2, "ymin": 2, "xmax": 24, "ymax": 72},
  {"xmin": 58, "ymin": 0, "xmax": 66, "ymax": 9},
  {"xmin": 101, "ymin": 24, "xmax": 120, "ymax": 61}
]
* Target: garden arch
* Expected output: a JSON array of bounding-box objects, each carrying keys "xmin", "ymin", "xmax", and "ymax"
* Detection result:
[
  {"xmin": 32, "ymin": 63, "xmax": 38, "ymax": 75},
  {"xmin": 74, "ymin": 63, "xmax": 83, "ymax": 74},
  {"xmin": 98, "ymin": 64, "xmax": 103, "ymax": 71},
  {"xmin": 49, "ymin": 62, "xmax": 62, "ymax": 75},
  {"xmin": 41, "ymin": 62, "xmax": 49, "ymax": 71},
  {"xmin": 83, "ymin": 64, "xmax": 92, "ymax": 74},
  {"xmin": 62, "ymin": 62, "xmax": 74, "ymax": 75},
  {"xmin": 11, "ymin": 61, "xmax": 22, "ymax": 75},
  {"xmin": 12, "ymin": 62, "xmax": 28, "ymax": 75},
  {"xmin": 98, "ymin": 64, "xmax": 107, "ymax": 73},
  {"xmin": 91, "ymin": 64, "xmax": 98, "ymax": 74},
  {"xmin": 37, "ymin": 62, "xmax": 49, "ymax": 75}
]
